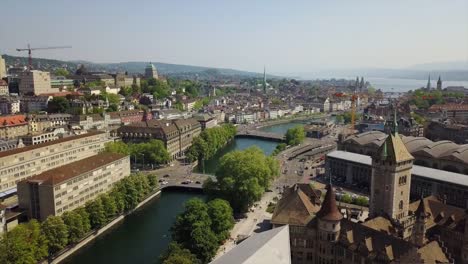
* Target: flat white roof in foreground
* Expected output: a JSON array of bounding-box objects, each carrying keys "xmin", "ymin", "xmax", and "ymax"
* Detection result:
[
  {"xmin": 210, "ymin": 225, "xmax": 291, "ymax": 264},
  {"xmin": 327, "ymin": 150, "xmax": 468, "ymax": 187}
]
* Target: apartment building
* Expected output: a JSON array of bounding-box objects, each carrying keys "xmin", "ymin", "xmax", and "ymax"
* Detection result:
[
  {"xmin": 0, "ymin": 132, "xmax": 111, "ymax": 193},
  {"xmin": 0, "ymin": 97, "xmax": 20, "ymax": 114},
  {"xmin": 18, "ymin": 153, "xmax": 130, "ymax": 221},
  {"xmin": 114, "ymin": 118, "xmax": 201, "ymax": 160},
  {"xmin": 0, "ymin": 80, "xmax": 8, "ymax": 96},
  {"xmin": 18, "ymin": 70, "xmax": 56, "ymax": 95},
  {"xmin": 0, "ymin": 115, "xmax": 29, "ymax": 140},
  {"xmin": 19, "ymin": 131, "xmax": 59, "ymax": 146}
]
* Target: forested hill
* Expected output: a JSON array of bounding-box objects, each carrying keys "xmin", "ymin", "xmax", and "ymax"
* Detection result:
[{"xmin": 2, "ymin": 54, "xmax": 264, "ymax": 78}]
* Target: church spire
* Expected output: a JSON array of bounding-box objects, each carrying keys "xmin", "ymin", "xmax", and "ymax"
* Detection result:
[
  {"xmin": 263, "ymin": 66, "xmax": 267, "ymax": 93},
  {"xmin": 426, "ymin": 75, "xmax": 431, "ymax": 90},
  {"xmin": 393, "ymin": 107, "xmax": 398, "ymax": 136}
]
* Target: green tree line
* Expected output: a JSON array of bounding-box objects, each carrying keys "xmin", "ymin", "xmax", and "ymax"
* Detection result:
[
  {"xmin": 186, "ymin": 124, "xmax": 237, "ymax": 169},
  {"xmin": 0, "ymin": 173, "xmax": 158, "ymax": 263},
  {"xmin": 104, "ymin": 140, "xmax": 170, "ymax": 165},
  {"xmin": 161, "ymin": 198, "xmax": 235, "ymax": 264}
]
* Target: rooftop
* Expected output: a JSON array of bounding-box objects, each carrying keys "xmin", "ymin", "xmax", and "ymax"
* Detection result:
[
  {"xmin": 0, "ymin": 131, "xmax": 105, "ymax": 159},
  {"xmin": 211, "ymin": 226, "xmax": 291, "ymax": 264},
  {"xmin": 20, "ymin": 153, "xmax": 128, "ymax": 186},
  {"xmin": 327, "ymin": 150, "xmax": 468, "ymax": 187}
]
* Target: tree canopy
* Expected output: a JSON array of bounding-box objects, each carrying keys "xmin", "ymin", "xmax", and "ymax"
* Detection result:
[
  {"xmin": 47, "ymin": 97, "xmax": 70, "ymax": 113},
  {"xmin": 41, "ymin": 216, "xmax": 68, "ymax": 256},
  {"xmin": 206, "ymin": 146, "xmax": 279, "ymax": 213},
  {"xmin": 285, "ymin": 125, "xmax": 305, "ymax": 146}
]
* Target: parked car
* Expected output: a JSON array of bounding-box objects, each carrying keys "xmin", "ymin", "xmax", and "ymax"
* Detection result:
[
  {"xmin": 163, "ymin": 174, "xmax": 170, "ymax": 178},
  {"xmin": 195, "ymin": 181, "xmax": 201, "ymax": 184}
]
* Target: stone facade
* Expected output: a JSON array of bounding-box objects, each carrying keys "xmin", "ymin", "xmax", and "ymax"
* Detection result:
[
  {"xmin": 113, "ymin": 119, "xmax": 201, "ymax": 160},
  {"xmin": 0, "ymin": 115, "xmax": 29, "ymax": 140},
  {"xmin": 18, "ymin": 153, "xmax": 130, "ymax": 221},
  {"xmin": 326, "ymin": 150, "xmax": 468, "ymax": 209}
]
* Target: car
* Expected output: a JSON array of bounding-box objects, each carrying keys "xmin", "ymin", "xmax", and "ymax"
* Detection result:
[
  {"xmin": 195, "ymin": 181, "xmax": 201, "ymax": 184},
  {"xmin": 163, "ymin": 174, "xmax": 170, "ymax": 178},
  {"xmin": 161, "ymin": 181, "xmax": 168, "ymax": 185},
  {"xmin": 266, "ymin": 189, "xmax": 273, "ymax": 192},
  {"xmin": 181, "ymin": 181, "xmax": 189, "ymax": 184},
  {"xmin": 158, "ymin": 179, "xmax": 164, "ymax": 183}
]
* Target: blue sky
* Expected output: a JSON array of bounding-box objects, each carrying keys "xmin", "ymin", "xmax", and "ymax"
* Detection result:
[{"xmin": 1, "ymin": 0, "xmax": 467, "ymax": 73}]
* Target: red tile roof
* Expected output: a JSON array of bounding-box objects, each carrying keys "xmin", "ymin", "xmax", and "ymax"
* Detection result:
[
  {"xmin": 429, "ymin": 104, "xmax": 468, "ymax": 112},
  {"xmin": 0, "ymin": 115, "xmax": 27, "ymax": 128}
]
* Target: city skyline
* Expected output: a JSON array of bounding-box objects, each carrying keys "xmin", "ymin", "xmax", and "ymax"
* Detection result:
[{"xmin": 1, "ymin": 0, "xmax": 467, "ymax": 75}]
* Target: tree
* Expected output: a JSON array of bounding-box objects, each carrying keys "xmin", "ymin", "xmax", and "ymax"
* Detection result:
[
  {"xmin": 100, "ymin": 194, "xmax": 117, "ymax": 221},
  {"xmin": 75, "ymin": 207, "xmax": 91, "ymax": 234},
  {"xmin": 85, "ymin": 198, "xmax": 107, "ymax": 229},
  {"xmin": 341, "ymin": 194, "xmax": 352, "ymax": 204},
  {"xmin": 41, "ymin": 216, "xmax": 69, "ymax": 256},
  {"xmin": 0, "ymin": 220, "xmax": 47, "ymax": 264},
  {"xmin": 207, "ymin": 147, "xmax": 279, "ymax": 213},
  {"xmin": 76, "ymin": 64, "xmax": 88, "ymax": 75},
  {"xmin": 54, "ymin": 68, "xmax": 69, "ymax": 77},
  {"xmin": 171, "ymin": 198, "xmax": 218, "ymax": 263},
  {"xmin": 107, "ymin": 104, "xmax": 118, "ymax": 112},
  {"xmin": 108, "ymin": 93, "xmax": 121, "ymax": 104},
  {"xmin": 160, "ymin": 242, "xmax": 201, "ymax": 264},
  {"xmin": 285, "ymin": 125, "xmax": 305, "ymax": 146},
  {"xmin": 207, "ymin": 199, "xmax": 234, "ymax": 243},
  {"xmin": 139, "ymin": 96, "xmax": 152, "ymax": 106},
  {"xmin": 62, "ymin": 211, "xmax": 85, "ymax": 244},
  {"xmin": 147, "ymin": 174, "xmax": 158, "ymax": 190},
  {"xmin": 104, "ymin": 141, "xmax": 130, "ymax": 155},
  {"xmin": 47, "ymin": 97, "xmax": 70, "ymax": 113}
]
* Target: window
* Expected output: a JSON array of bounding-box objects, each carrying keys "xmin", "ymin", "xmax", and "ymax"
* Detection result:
[{"xmin": 399, "ymin": 200, "xmax": 404, "ymax": 210}]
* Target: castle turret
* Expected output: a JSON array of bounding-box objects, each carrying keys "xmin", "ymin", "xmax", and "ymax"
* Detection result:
[
  {"xmin": 412, "ymin": 198, "xmax": 429, "ymax": 246},
  {"xmin": 316, "ymin": 184, "xmax": 343, "ymax": 264}
]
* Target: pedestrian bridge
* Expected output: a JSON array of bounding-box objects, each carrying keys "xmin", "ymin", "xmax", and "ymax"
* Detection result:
[{"xmin": 236, "ymin": 130, "xmax": 285, "ymax": 142}]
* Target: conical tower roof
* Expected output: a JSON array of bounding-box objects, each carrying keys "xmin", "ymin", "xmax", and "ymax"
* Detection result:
[
  {"xmin": 317, "ymin": 184, "xmax": 343, "ymax": 221},
  {"xmin": 415, "ymin": 197, "xmax": 427, "ymax": 217}
]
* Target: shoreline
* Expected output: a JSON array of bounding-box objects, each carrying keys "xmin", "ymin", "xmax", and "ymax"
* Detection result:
[{"xmin": 47, "ymin": 190, "xmax": 163, "ymax": 264}]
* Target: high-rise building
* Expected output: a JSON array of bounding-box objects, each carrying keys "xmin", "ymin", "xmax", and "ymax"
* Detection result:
[
  {"xmin": 437, "ymin": 76, "xmax": 442, "ymax": 90},
  {"xmin": 18, "ymin": 70, "xmax": 56, "ymax": 95},
  {"xmin": 0, "ymin": 55, "xmax": 6, "ymax": 79},
  {"xmin": 145, "ymin": 62, "xmax": 159, "ymax": 79}
]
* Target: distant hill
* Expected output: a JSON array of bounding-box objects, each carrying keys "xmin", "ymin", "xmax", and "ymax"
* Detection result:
[{"xmin": 2, "ymin": 54, "xmax": 267, "ymax": 78}]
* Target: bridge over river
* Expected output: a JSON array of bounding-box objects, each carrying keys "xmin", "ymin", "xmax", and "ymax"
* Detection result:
[{"xmin": 235, "ymin": 130, "xmax": 285, "ymax": 142}]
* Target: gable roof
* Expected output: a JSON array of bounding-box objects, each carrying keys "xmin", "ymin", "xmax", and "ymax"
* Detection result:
[{"xmin": 271, "ymin": 184, "xmax": 321, "ymax": 226}]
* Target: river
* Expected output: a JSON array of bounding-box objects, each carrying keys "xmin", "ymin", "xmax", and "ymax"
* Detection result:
[{"xmin": 63, "ymin": 126, "xmax": 300, "ymax": 264}]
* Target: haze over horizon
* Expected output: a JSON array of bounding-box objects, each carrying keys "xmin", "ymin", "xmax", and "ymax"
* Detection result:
[{"xmin": 1, "ymin": 0, "xmax": 467, "ymax": 75}]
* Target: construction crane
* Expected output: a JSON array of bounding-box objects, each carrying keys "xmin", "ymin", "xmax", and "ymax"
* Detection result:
[{"xmin": 16, "ymin": 44, "xmax": 72, "ymax": 70}]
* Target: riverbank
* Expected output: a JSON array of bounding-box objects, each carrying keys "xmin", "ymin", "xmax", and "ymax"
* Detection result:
[{"xmin": 49, "ymin": 190, "xmax": 162, "ymax": 264}]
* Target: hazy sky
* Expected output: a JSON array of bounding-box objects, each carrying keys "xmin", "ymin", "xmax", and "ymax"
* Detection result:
[{"xmin": 1, "ymin": 0, "xmax": 467, "ymax": 74}]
